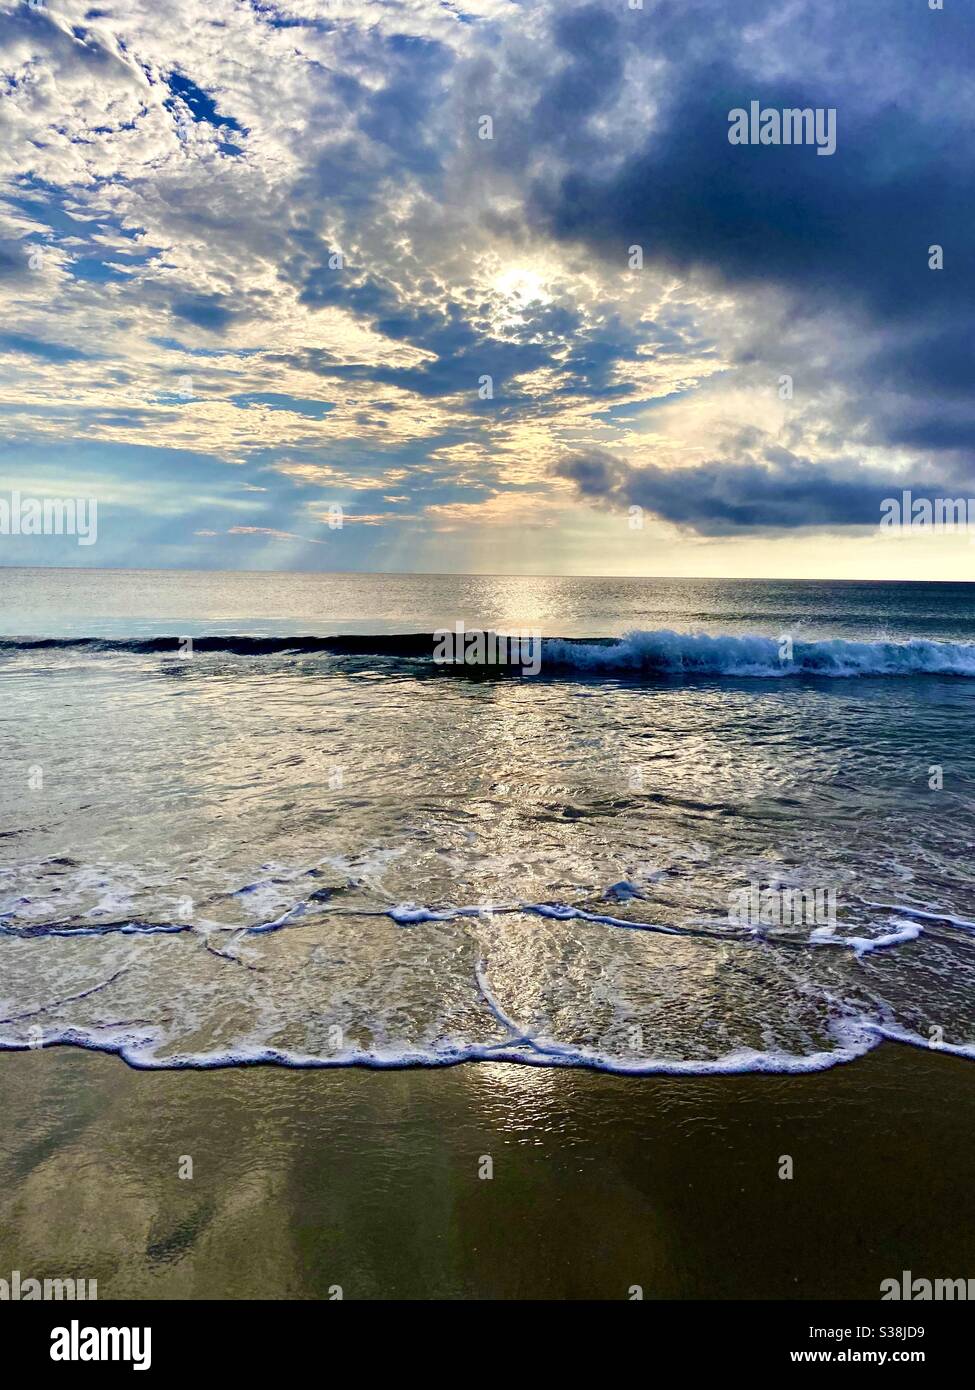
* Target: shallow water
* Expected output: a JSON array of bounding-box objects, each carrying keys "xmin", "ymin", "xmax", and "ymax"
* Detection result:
[{"xmin": 2, "ymin": 571, "xmax": 975, "ymax": 1075}]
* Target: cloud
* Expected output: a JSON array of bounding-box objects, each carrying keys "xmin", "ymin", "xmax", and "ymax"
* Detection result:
[
  {"xmin": 523, "ymin": 1, "xmax": 975, "ymax": 468},
  {"xmin": 0, "ymin": 0, "xmax": 970, "ymax": 571},
  {"xmin": 226, "ymin": 525, "xmax": 325, "ymax": 543},
  {"xmin": 425, "ymin": 490, "xmax": 561, "ymax": 530},
  {"xmin": 554, "ymin": 446, "xmax": 954, "ymax": 536}
]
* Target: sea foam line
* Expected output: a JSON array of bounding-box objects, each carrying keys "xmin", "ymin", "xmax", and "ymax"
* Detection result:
[
  {"xmin": 864, "ymin": 902, "xmax": 975, "ymax": 933},
  {"xmin": 0, "ymin": 972, "xmax": 970, "ymax": 1076},
  {"xmin": 0, "ymin": 896, "xmax": 939, "ymax": 960},
  {"xmin": 0, "ymin": 1014, "xmax": 887, "ymax": 1076},
  {"xmin": 6, "ymin": 1005, "xmax": 972, "ymax": 1076}
]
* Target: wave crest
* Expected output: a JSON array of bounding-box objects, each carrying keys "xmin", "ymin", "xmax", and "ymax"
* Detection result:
[
  {"xmin": 544, "ymin": 630, "xmax": 975, "ymax": 677},
  {"xmin": 3, "ymin": 629, "xmax": 975, "ymax": 677}
]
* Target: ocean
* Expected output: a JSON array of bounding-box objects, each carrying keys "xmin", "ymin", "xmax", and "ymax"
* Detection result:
[{"xmin": 2, "ymin": 569, "xmax": 975, "ymax": 1078}]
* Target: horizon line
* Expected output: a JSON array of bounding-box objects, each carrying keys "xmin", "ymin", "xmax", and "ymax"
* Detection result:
[{"xmin": 0, "ymin": 565, "xmax": 973, "ymax": 586}]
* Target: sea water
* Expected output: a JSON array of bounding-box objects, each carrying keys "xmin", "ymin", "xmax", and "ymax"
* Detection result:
[{"xmin": 1, "ymin": 570, "xmax": 974, "ymax": 1075}]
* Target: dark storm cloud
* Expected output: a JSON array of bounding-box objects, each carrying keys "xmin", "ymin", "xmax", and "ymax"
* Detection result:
[
  {"xmin": 528, "ymin": 18, "xmax": 973, "ymax": 326},
  {"xmin": 885, "ymin": 415, "xmax": 975, "ymax": 454},
  {"xmin": 357, "ymin": 34, "xmax": 451, "ymax": 175},
  {"xmin": 555, "ymin": 447, "xmax": 954, "ymax": 536},
  {"xmin": 522, "ymin": 0, "xmax": 975, "ymax": 524},
  {"xmin": 530, "ymin": 4, "xmax": 625, "ymax": 153}
]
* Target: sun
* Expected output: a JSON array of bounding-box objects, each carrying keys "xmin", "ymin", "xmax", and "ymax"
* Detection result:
[
  {"xmin": 492, "ymin": 266, "xmax": 552, "ymax": 306},
  {"xmin": 487, "ymin": 265, "xmax": 555, "ymax": 332}
]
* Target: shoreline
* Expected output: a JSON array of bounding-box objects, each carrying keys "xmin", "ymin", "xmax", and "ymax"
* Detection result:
[{"xmin": 1, "ymin": 1040, "xmax": 972, "ymax": 1300}]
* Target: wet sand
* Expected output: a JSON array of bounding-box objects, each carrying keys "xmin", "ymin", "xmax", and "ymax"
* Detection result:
[{"xmin": 0, "ymin": 1042, "xmax": 972, "ymax": 1300}]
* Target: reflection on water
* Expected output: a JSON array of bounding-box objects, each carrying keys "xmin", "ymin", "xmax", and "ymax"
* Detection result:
[
  {"xmin": 5, "ymin": 569, "xmax": 975, "ymax": 640},
  {"xmin": 1, "ymin": 1045, "xmax": 974, "ymax": 1298},
  {"xmin": 2, "ymin": 652, "xmax": 975, "ymax": 1073}
]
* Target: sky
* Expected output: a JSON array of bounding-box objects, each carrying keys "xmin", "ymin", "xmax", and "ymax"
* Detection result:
[{"xmin": 0, "ymin": 0, "xmax": 972, "ymax": 578}]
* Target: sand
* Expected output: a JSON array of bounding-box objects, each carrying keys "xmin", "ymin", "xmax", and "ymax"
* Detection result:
[{"xmin": 0, "ymin": 1041, "xmax": 973, "ymax": 1300}]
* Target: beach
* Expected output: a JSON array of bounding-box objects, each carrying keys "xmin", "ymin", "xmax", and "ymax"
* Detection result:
[
  {"xmin": 3, "ymin": 0, "xmax": 973, "ymax": 1327},
  {"xmin": 1, "ymin": 1041, "xmax": 972, "ymax": 1300},
  {"xmin": 3, "ymin": 570, "xmax": 975, "ymax": 1301}
]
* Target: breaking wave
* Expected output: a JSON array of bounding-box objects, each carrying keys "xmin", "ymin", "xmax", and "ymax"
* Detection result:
[
  {"xmin": 4, "ymin": 629, "xmax": 975, "ymax": 677},
  {"xmin": 543, "ymin": 630, "xmax": 975, "ymax": 678}
]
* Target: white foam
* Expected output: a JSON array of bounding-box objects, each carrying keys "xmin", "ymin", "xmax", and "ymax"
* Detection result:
[
  {"xmin": 808, "ymin": 922, "xmax": 923, "ymax": 955},
  {"xmin": 865, "ymin": 902, "xmax": 975, "ymax": 933},
  {"xmin": 848, "ymin": 924, "xmax": 923, "ymax": 956},
  {"xmin": 0, "ymin": 1011, "xmax": 886, "ymax": 1077},
  {"xmin": 543, "ymin": 630, "xmax": 975, "ymax": 678}
]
